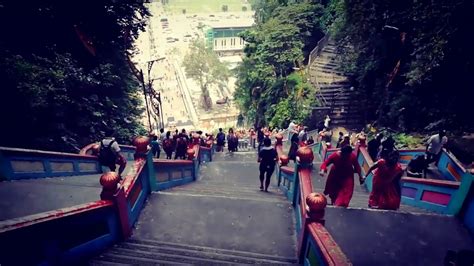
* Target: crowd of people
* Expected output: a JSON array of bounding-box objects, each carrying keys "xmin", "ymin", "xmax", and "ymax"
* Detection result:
[
  {"xmin": 94, "ymin": 120, "xmax": 449, "ymax": 212},
  {"xmin": 148, "ymin": 128, "xmax": 217, "ymax": 159}
]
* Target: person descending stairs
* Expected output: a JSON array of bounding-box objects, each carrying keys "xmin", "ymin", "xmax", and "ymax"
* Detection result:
[{"xmin": 91, "ymin": 151, "xmax": 298, "ymax": 264}]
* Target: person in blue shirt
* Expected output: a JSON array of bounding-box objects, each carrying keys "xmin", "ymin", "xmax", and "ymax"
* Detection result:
[{"xmin": 150, "ymin": 135, "xmax": 160, "ymax": 158}]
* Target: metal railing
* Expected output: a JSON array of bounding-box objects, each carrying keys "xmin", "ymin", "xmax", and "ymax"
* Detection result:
[
  {"xmin": 308, "ymin": 34, "xmax": 330, "ymax": 66},
  {"xmin": 307, "ymin": 35, "xmax": 331, "ymax": 107}
]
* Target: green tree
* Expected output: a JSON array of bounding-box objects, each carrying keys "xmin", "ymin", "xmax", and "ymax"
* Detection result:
[
  {"xmin": 234, "ymin": 1, "xmax": 324, "ymax": 128},
  {"xmin": 0, "ymin": 0, "xmax": 149, "ymax": 151},
  {"xmin": 182, "ymin": 39, "xmax": 230, "ymax": 110},
  {"xmin": 325, "ymin": 0, "xmax": 474, "ymax": 131}
]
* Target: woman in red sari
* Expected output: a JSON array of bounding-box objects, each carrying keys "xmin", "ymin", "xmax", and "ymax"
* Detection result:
[
  {"xmin": 319, "ymin": 146, "xmax": 363, "ymax": 207},
  {"xmin": 364, "ymin": 151, "xmax": 403, "ymax": 210}
]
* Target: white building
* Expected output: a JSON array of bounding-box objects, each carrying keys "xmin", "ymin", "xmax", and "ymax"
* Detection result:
[{"xmin": 205, "ymin": 18, "xmax": 254, "ymax": 56}]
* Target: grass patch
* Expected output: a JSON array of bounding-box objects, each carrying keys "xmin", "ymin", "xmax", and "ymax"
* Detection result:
[{"xmin": 163, "ymin": 0, "xmax": 251, "ymax": 14}]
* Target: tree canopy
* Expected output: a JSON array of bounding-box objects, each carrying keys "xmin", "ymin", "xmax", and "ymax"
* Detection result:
[
  {"xmin": 325, "ymin": 0, "xmax": 474, "ymax": 131},
  {"xmin": 234, "ymin": 1, "xmax": 324, "ymax": 128},
  {"xmin": 182, "ymin": 39, "xmax": 230, "ymax": 111},
  {"xmin": 0, "ymin": 0, "xmax": 149, "ymax": 151}
]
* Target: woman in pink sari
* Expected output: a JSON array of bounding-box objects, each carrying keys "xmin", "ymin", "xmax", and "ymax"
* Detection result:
[
  {"xmin": 320, "ymin": 146, "xmax": 363, "ymax": 207},
  {"xmin": 364, "ymin": 151, "xmax": 403, "ymax": 210}
]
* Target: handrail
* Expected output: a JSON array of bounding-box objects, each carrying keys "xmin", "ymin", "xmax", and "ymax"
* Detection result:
[
  {"xmin": 314, "ymin": 76, "xmax": 328, "ymax": 107},
  {"xmin": 297, "ymin": 161, "xmax": 313, "ymax": 219},
  {"xmin": 309, "ymin": 34, "xmax": 330, "ymax": 65},
  {"xmin": 401, "ymin": 177, "xmax": 460, "ymax": 189},
  {"xmin": 123, "ymin": 158, "xmax": 148, "ymax": 197},
  {"xmin": 79, "ymin": 143, "xmax": 136, "ymax": 156},
  {"xmin": 307, "ymin": 222, "xmax": 352, "ymax": 266},
  {"xmin": 308, "ymin": 35, "xmax": 330, "ymax": 107},
  {"xmin": 443, "ymin": 148, "xmax": 467, "ymax": 173},
  {"xmin": 0, "ymin": 146, "xmax": 97, "ymax": 160},
  {"xmin": 0, "ymin": 200, "xmax": 113, "ymax": 234}
]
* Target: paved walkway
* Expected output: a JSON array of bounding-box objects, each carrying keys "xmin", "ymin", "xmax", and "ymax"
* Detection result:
[
  {"xmin": 324, "ymin": 207, "xmax": 474, "ymax": 266},
  {"xmin": 0, "ymin": 164, "xmax": 134, "ymax": 221},
  {"xmin": 133, "ymin": 152, "xmax": 298, "ymax": 259}
]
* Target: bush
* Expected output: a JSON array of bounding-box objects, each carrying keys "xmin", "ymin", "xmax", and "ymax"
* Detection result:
[
  {"xmin": 222, "ymin": 5, "xmax": 228, "ymax": 12},
  {"xmin": 242, "ymin": 6, "xmax": 248, "ymax": 12},
  {"xmin": 393, "ymin": 133, "xmax": 424, "ymax": 149}
]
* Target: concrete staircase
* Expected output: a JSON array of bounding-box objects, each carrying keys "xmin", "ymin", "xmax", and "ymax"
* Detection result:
[
  {"xmin": 92, "ymin": 238, "xmax": 297, "ymax": 265},
  {"xmin": 91, "ymin": 152, "xmax": 298, "ymax": 265},
  {"xmin": 309, "ymin": 40, "xmax": 362, "ymax": 129}
]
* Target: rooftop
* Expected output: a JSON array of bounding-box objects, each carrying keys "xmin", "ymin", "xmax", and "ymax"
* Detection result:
[{"xmin": 208, "ymin": 17, "xmax": 254, "ymax": 29}]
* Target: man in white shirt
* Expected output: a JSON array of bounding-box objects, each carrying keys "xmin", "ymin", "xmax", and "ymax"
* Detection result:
[
  {"xmin": 324, "ymin": 115, "xmax": 331, "ymax": 129},
  {"xmin": 298, "ymin": 127, "xmax": 308, "ymax": 143},
  {"xmin": 426, "ymin": 130, "xmax": 448, "ymax": 166},
  {"xmin": 287, "ymin": 121, "xmax": 297, "ymax": 141},
  {"xmin": 99, "ymin": 130, "xmax": 127, "ymax": 178}
]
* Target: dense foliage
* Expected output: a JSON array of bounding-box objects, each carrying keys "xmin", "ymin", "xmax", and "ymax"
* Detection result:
[
  {"xmin": 326, "ymin": 0, "xmax": 474, "ymax": 132},
  {"xmin": 0, "ymin": 0, "xmax": 149, "ymax": 151},
  {"xmin": 234, "ymin": 1, "xmax": 325, "ymax": 128},
  {"xmin": 241, "ymin": 0, "xmax": 474, "ymax": 133}
]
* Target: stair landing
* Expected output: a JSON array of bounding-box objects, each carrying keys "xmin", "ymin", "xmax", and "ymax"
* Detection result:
[{"xmin": 92, "ymin": 152, "xmax": 299, "ymax": 264}]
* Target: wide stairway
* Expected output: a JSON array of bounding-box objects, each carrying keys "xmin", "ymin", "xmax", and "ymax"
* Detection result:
[
  {"xmin": 309, "ymin": 40, "xmax": 362, "ymax": 128},
  {"xmin": 92, "ymin": 151, "xmax": 298, "ymax": 264}
]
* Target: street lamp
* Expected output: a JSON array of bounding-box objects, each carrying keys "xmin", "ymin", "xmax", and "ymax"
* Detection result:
[
  {"xmin": 143, "ymin": 57, "xmax": 166, "ymax": 131},
  {"xmin": 139, "ymin": 69, "xmax": 153, "ymax": 132}
]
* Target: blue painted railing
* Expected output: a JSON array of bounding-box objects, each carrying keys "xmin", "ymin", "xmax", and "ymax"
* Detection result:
[
  {"xmin": 0, "ymin": 140, "xmax": 211, "ymax": 264},
  {"xmin": 0, "ymin": 200, "xmax": 120, "ymax": 265},
  {"xmin": 124, "ymin": 156, "xmax": 152, "ymax": 227},
  {"xmin": 438, "ymin": 150, "xmax": 466, "ymax": 182},
  {"xmin": 275, "ymin": 142, "xmax": 351, "ymax": 265},
  {"xmin": 119, "ymin": 145, "xmax": 137, "ymax": 162},
  {"xmin": 358, "ymin": 146, "xmax": 474, "ymax": 215},
  {"xmin": 461, "ymin": 172, "xmax": 474, "ymax": 234},
  {"xmin": 401, "ymin": 177, "xmax": 461, "ymax": 214},
  {"xmin": 153, "ymin": 160, "xmax": 197, "ymax": 190},
  {"xmin": 152, "ymin": 145, "xmax": 201, "ymax": 191},
  {"xmin": 0, "ymin": 147, "xmax": 101, "ymax": 181},
  {"xmin": 295, "ymin": 160, "xmax": 351, "ymax": 265},
  {"xmin": 397, "ymin": 149, "xmax": 425, "ymax": 165},
  {"xmin": 278, "ymin": 166, "xmax": 297, "ymax": 202},
  {"xmin": 200, "ymin": 146, "xmax": 213, "ymax": 163},
  {"xmin": 317, "ymin": 141, "xmax": 338, "ymax": 162}
]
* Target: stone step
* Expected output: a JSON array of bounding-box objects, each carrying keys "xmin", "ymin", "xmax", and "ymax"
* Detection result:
[
  {"xmin": 320, "ymin": 97, "xmax": 353, "ymax": 105},
  {"xmin": 317, "ymin": 69, "xmax": 345, "ymax": 76},
  {"xmin": 317, "ymin": 53, "xmax": 338, "ymax": 60},
  {"xmin": 319, "ymin": 87, "xmax": 353, "ymax": 94},
  {"xmin": 169, "ymin": 182, "xmax": 278, "ymax": 194},
  {"xmin": 315, "ymin": 75, "xmax": 347, "ymax": 81},
  {"xmin": 322, "ymin": 47, "xmax": 337, "ymax": 54},
  {"xmin": 315, "ymin": 70, "xmax": 345, "ymax": 77},
  {"xmin": 164, "ymin": 187, "xmax": 286, "ymax": 202},
  {"xmin": 313, "ymin": 60, "xmax": 339, "ymax": 67},
  {"xmin": 331, "ymin": 120, "xmax": 364, "ymax": 127},
  {"xmin": 317, "ymin": 79, "xmax": 350, "ymax": 85},
  {"xmin": 93, "ymin": 238, "xmax": 297, "ymax": 265},
  {"xmin": 314, "ymin": 57, "xmax": 337, "ymax": 64}
]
